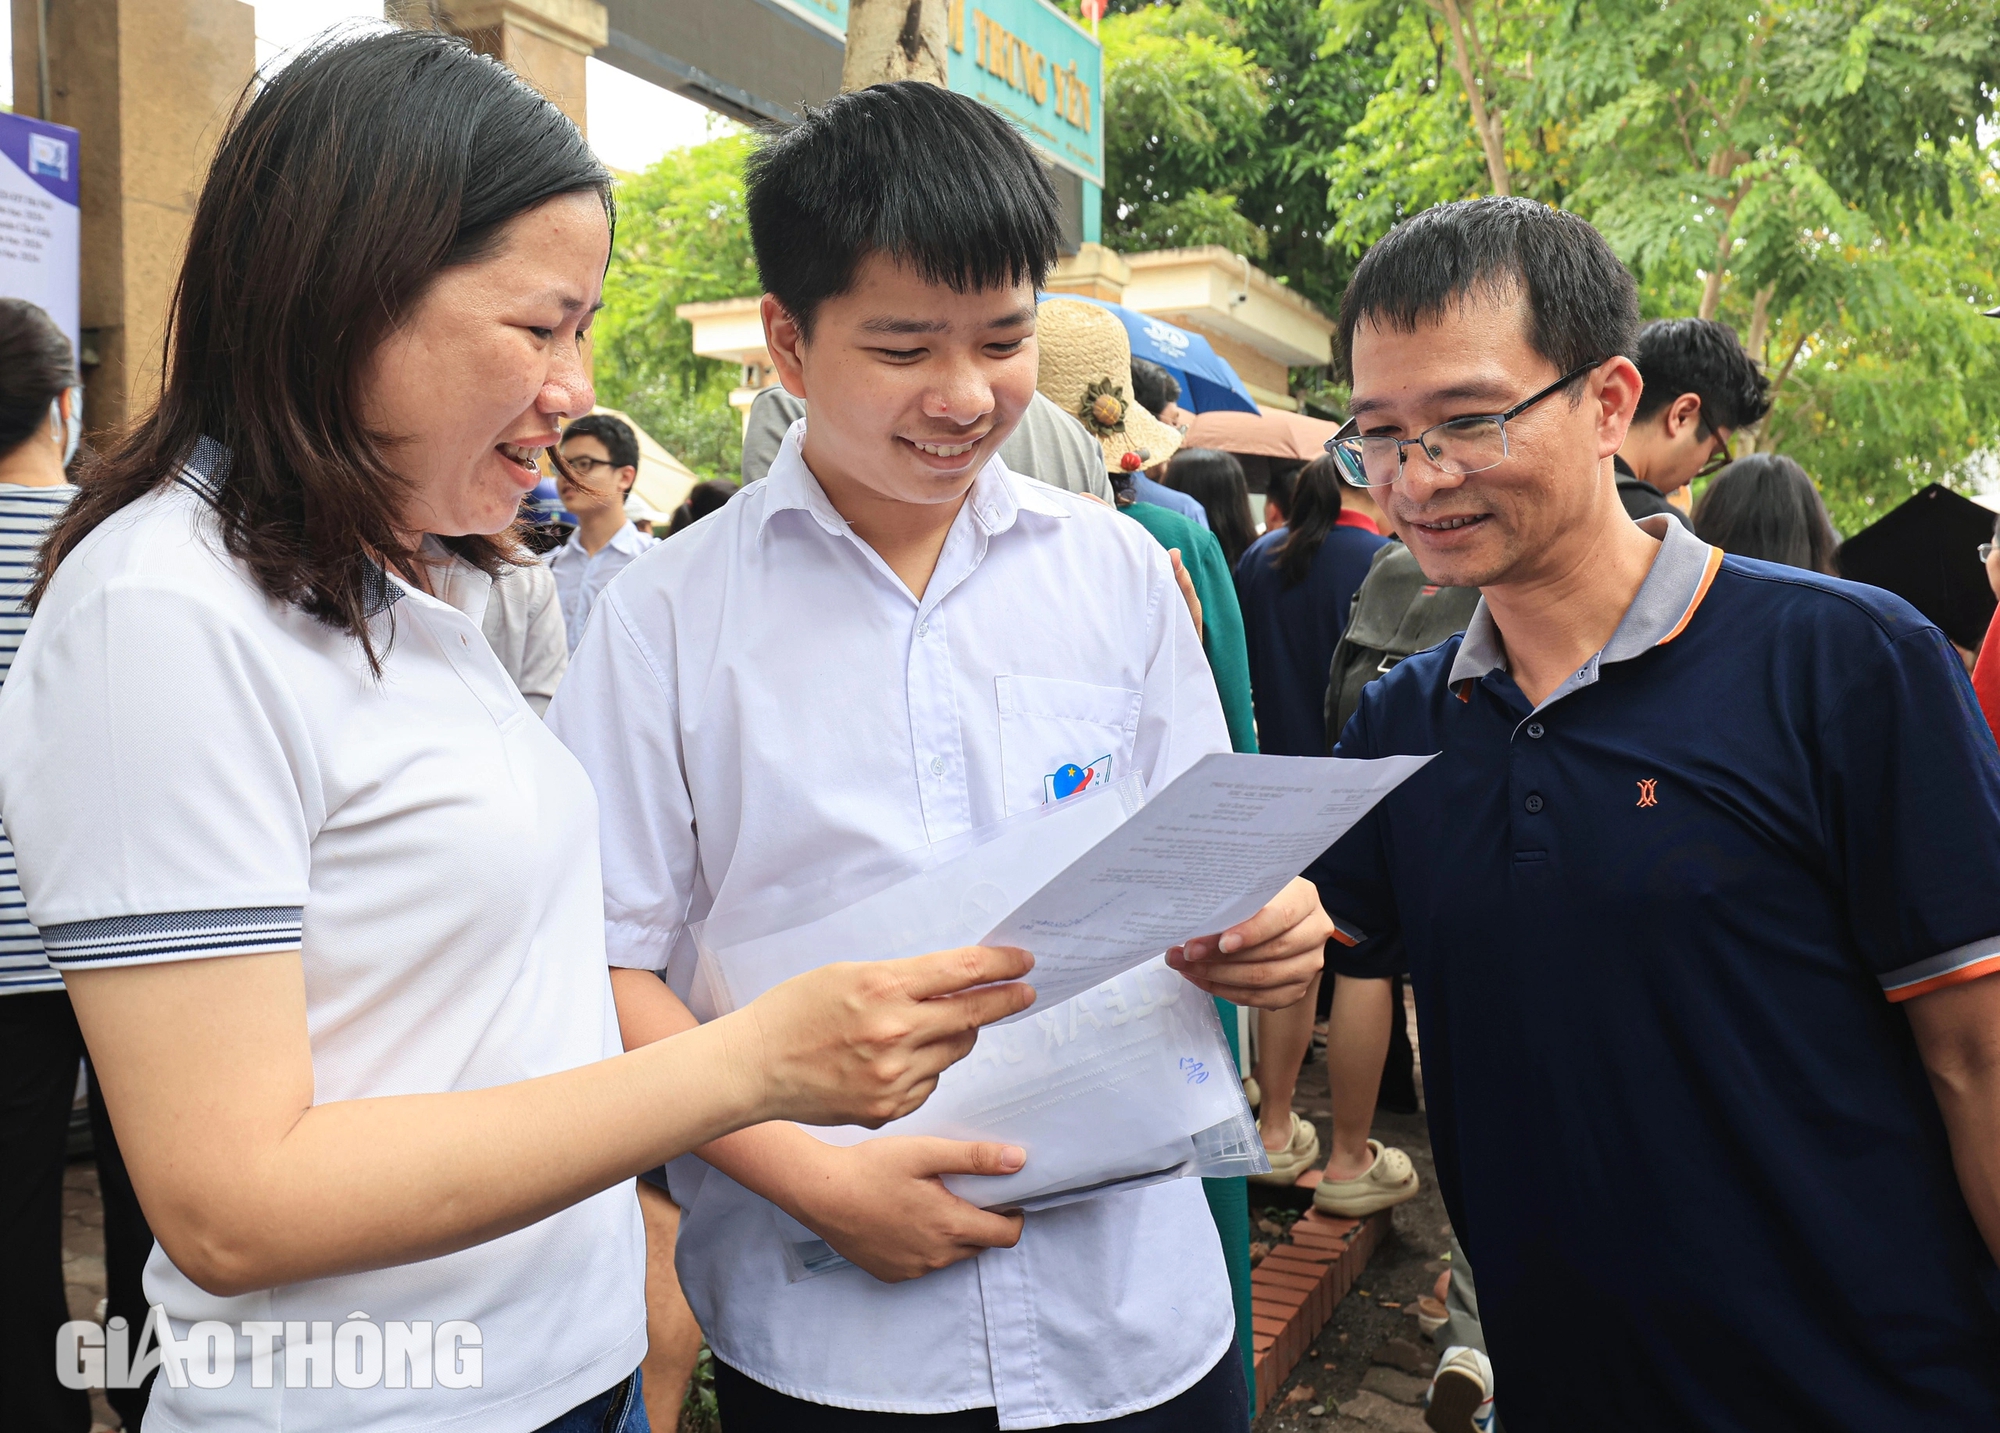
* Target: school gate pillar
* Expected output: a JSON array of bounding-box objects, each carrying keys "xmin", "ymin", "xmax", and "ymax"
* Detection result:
[
  {"xmin": 8, "ymin": 0, "xmax": 255, "ymax": 436},
  {"xmin": 430, "ymin": 0, "xmax": 609, "ymax": 134}
]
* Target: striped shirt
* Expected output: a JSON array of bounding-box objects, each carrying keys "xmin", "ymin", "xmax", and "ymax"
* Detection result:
[{"xmin": 1, "ymin": 482, "xmax": 76, "ymax": 994}]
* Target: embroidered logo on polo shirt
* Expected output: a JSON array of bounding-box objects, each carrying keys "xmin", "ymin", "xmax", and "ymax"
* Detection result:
[
  {"xmin": 1045, "ymin": 756, "xmax": 1112, "ymax": 803},
  {"xmin": 1636, "ymin": 779, "xmax": 1659, "ymax": 808}
]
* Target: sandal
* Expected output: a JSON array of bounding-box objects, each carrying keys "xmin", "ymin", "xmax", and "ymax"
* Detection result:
[{"xmin": 1311, "ymin": 1139, "xmax": 1420, "ymax": 1216}]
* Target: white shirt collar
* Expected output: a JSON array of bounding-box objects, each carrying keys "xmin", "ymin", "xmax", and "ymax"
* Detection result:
[{"xmin": 559, "ymin": 518, "xmax": 652, "ymax": 560}]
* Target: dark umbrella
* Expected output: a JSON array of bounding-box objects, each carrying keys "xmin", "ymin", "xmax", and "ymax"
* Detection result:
[{"xmin": 1835, "ymin": 484, "xmax": 1997, "ymax": 650}]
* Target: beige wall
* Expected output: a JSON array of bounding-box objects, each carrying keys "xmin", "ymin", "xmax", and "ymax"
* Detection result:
[
  {"xmin": 1174, "ymin": 322, "xmax": 1289, "ymax": 400},
  {"xmin": 11, "ymin": 0, "xmax": 255, "ymax": 434}
]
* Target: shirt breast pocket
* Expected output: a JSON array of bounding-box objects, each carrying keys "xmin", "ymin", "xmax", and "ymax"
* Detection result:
[{"xmin": 996, "ymin": 675, "xmax": 1144, "ymax": 816}]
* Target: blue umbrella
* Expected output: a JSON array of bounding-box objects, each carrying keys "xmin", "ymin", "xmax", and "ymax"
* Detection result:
[{"xmin": 1044, "ymin": 295, "xmax": 1260, "ymax": 415}]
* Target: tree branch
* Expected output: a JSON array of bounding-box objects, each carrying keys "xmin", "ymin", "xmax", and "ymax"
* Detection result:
[
  {"xmin": 1437, "ymin": 0, "xmax": 1511, "ymax": 195},
  {"xmin": 1698, "ymin": 176, "xmax": 1756, "ymax": 320},
  {"xmin": 1746, "ymin": 282, "xmax": 1778, "ymax": 360}
]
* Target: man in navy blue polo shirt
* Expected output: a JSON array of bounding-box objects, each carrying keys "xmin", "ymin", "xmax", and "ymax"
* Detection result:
[{"xmin": 1227, "ymin": 197, "xmax": 2000, "ymax": 1430}]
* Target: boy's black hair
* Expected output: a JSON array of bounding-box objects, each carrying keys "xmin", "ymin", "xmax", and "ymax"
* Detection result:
[
  {"xmin": 1632, "ymin": 318, "xmax": 1772, "ymax": 432},
  {"xmin": 564, "ymin": 413, "xmax": 639, "ymax": 472},
  {"xmin": 745, "ymin": 83, "xmax": 1063, "ymax": 334},
  {"xmin": 1338, "ymin": 197, "xmax": 1639, "ymax": 386},
  {"xmin": 1130, "ymin": 358, "xmax": 1181, "ymax": 417}
]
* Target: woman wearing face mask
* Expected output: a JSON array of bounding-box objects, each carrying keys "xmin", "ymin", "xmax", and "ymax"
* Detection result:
[
  {"xmin": 0, "ymin": 34, "xmax": 1033, "ymax": 1433},
  {"xmin": 0, "ymin": 299, "xmax": 161, "ymax": 1433}
]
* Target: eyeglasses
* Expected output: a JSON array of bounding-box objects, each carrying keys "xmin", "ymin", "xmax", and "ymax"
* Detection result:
[
  {"xmin": 563, "ymin": 455, "xmax": 618, "ymax": 476},
  {"xmin": 1326, "ymin": 360, "xmax": 1607, "ymax": 490},
  {"xmin": 1981, "ymin": 542, "xmax": 1996, "ymax": 563},
  {"xmin": 1694, "ymin": 425, "xmax": 1734, "ymax": 480}
]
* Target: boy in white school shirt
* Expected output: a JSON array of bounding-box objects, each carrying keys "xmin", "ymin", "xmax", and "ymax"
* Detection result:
[{"xmin": 546, "ymin": 82, "xmax": 1332, "ymax": 1431}]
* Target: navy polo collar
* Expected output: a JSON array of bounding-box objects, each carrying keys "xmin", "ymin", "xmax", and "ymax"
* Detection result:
[{"xmin": 1448, "ymin": 514, "xmax": 1723, "ymax": 708}]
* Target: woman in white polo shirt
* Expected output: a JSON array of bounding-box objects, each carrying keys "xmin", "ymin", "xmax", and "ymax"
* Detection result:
[{"xmin": 0, "ymin": 32, "xmax": 1031, "ymax": 1433}]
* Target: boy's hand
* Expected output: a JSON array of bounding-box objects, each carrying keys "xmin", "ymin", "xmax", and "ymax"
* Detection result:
[
  {"xmin": 1165, "ymin": 876, "xmax": 1331, "ymax": 1008},
  {"xmin": 793, "ymin": 1136, "xmax": 1027, "ymax": 1282},
  {"xmin": 742, "ymin": 946, "xmax": 1036, "ymax": 1129}
]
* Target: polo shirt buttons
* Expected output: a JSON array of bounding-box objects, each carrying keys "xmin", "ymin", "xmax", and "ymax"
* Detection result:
[
  {"xmin": 930, "ymin": 756, "xmax": 945, "ymax": 776},
  {"xmin": 1525, "ymin": 792, "xmax": 1545, "ymax": 813},
  {"xmin": 916, "ymin": 621, "xmax": 929, "ymax": 638},
  {"xmin": 1526, "ymin": 722, "xmax": 1545, "ymax": 739}
]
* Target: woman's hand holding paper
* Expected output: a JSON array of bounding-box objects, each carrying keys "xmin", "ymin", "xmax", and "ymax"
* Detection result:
[
  {"xmin": 738, "ymin": 944, "xmax": 1037, "ymax": 1128},
  {"xmin": 1165, "ymin": 876, "xmax": 1332, "ymax": 1008}
]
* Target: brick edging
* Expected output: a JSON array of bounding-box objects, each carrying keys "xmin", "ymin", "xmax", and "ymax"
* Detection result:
[{"xmin": 1249, "ymin": 1207, "xmax": 1393, "ymax": 1415}]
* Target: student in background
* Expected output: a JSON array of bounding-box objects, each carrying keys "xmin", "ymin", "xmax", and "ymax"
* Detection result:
[
  {"xmin": 1166, "ymin": 447, "xmax": 1259, "ymax": 569},
  {"xmin": 1231, "ymin": 454, "xmax": 1388, "ymax": 1185},
  {"xmin": 1616, "ymin": 318, "xmax": 1770, "ymax": 526},
  {"xmin": 480, "ymin": 559, "xmax": 568, "ymax": 715},
  {"xmin": 1690, "ymin": 453, "xmax": 1840, "ymax": 573},
  {"xmin": 663, "ymin": 477, "xmax": 739, "ymax": 537},
  {"xmin": 1262, "ymin": 465, "xmax": 1295, "ymax": 532},
  {"xmin": 550, "ymin": 412, "xmax": 651, "ymax": 649},
  {"xmin": 1126, "ymin": 358, "xmax": 1210, "ymax": 528},
  {"xmin": 1131, "ymin": 355, "xmax": 1194, "ymax": 433}
]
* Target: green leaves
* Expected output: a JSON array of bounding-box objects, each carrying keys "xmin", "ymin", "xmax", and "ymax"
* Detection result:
[
  {"xmin": 1302, "ymin": 0, "xmax": 1999, "ymax": 527},
  {"xmin": 593, "ymin": 133, "xmax": 759, "ymax": 481},
  {"xmin": 1101, "ymin": 2, "xmax": 1272, "ymax": 253}
]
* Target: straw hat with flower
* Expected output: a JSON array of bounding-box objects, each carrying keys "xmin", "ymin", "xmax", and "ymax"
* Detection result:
[{"xmin": 1035, "ymin": 299, "xmax": 1184, "ymax": 476}]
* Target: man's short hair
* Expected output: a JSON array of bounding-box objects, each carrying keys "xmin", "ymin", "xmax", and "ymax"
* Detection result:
[
  {"xmin": 564, "ymin": 413, "xmax": 639, "ymax": 471},
  {"xmin": 1130, "ymin": 358, "xmax": 1180, "ymax": 417},
  {"xmin": 1631, "ymin": 318, "xmax": 1772, "ymax": 432},
  {"xmin": 745, "ymin": 82, "xmax": 1063, "ymax": 334},
  {"xmin": 1338, "ymin": 197, "xmax": 1639, "ymax": 384}
]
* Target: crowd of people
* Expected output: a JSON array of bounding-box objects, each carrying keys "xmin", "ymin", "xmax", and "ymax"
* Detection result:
[{"xmin": 1, "ymin": 26, "xmax": 1997, "ymax": 1433}]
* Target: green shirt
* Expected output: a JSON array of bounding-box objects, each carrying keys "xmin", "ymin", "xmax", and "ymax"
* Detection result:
[{"xmin": 1121, "ymin": 502, "xmax": 1258, "ymax": 755}]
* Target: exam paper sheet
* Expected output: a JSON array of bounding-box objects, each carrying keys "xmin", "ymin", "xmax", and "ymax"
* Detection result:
[
  {"xmin": 983, "ymin": 751, "xmax": 1433, "ymax": 1018},
  {"xmin": 690, "ymin": 777, "xmax": 1143, "ymax": 1017}
]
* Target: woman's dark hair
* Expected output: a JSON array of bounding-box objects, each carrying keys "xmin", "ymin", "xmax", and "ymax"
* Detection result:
[
  {"xmin": 1691, "ymin": 453, "xmax": 1840, "ymax": 574},
  {"xmin": 32, "ymin": 30, "xmax": 613, "ymax": 666},
  {"xmin": 1263, "ymin": 465, "xmax": 1298, "ymax": 523},
  {"xmin": 1164, "ymin": 448, "xmax": 1257, "ymax": 569},
  {"xmin": 0, "ymin": 300, "xmax": 77, "ymax": 462},
  {"xmin": 664, "ymin": 478, "xmax": 740, "ymax": 537},
  {"xmin": 1271, "ymin": 455, "xmax": 1347, "ymax": 588},
  {"xmin": 745, "ymin": 82, "xmax": 1062, "ymax": 335}
]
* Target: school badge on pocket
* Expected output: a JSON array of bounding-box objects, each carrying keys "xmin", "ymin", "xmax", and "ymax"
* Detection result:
[{"xmin": 1044, "ymin": 755, "xmax": 1113, "ymax": 804}]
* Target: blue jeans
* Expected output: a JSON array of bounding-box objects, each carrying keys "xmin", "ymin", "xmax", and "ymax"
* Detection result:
[{"xmin": 532, "ymin": 1370, "xmax": 649, "ymax": 1433}]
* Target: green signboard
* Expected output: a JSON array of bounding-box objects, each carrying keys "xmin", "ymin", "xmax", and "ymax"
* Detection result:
[
  {"xmin": 766, "ymin": 0, "xmax": 847, "ymax": 39},
  {"xmin": 945, "ymin": 0, "xmax": 1103, "ymax": 186},
  {"xmin": 759, "ymin": 0, "xmax": 1104, "ymax": 187}
]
